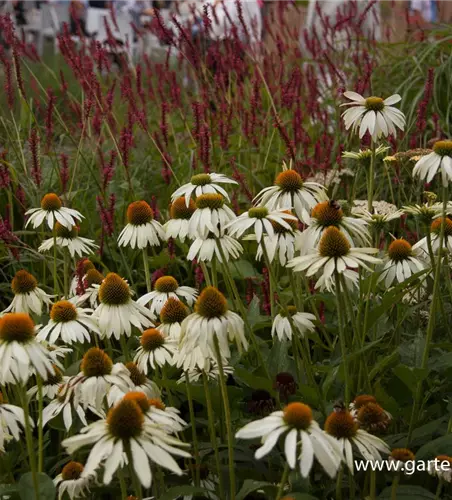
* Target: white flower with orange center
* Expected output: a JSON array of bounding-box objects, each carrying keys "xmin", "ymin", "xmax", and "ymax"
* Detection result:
[
  {"xmin": 177, "ymin": 362, "xmax": 234, "ymax": 384},
  {"xmin": 226, "ymin": 206, "xmax": 297, "ymax": 244},
  {"xmin": 2, "ymin": 269, "xmax": 53, "ymax": 317},
  {"xmin": 42, "ymin": 381, "xmax": 101, "ymax": 432},
  {"xmin": 27, "ymin": 365, "xmax": 67, "ymax": 400},
  {"xmin": 157, "ymin": 297, "xmax": 189, "ymax": 340},
  {"xmin": 54, "ymin": 461, "xmax": 94, "ymax": 500},
  {"xmin": 164, "ymin": 197, "xmax": 196, "ymax": 242},
  {"xmin": 37, "ymin": 300, "xmax": 99, "ymax": 345},
  {"xmin": 92, "ymin": 273, "xmax": 154, "ymax": 340},
  {"xmin": 25, "ymin": 193, "xmax": 83, "ymax": 230},
  {"xmin": 74, "ymin": 268, "xmax": 105, "ymax": 308},
  {"xmin": 118, "ymin": 201, "xmax": 166, "ymax": 249},
  {"xmin": 134, "ymin": 328, "xmax": 178, "ymax": 373},
  {"xmin": 414, "ymin": 217, "xmax": 452, "ymax": 255},
  {"xmin": 38, "ymin": 222, "xmax": 98, "ymax": 258},
  {"xmin": 413, "ymin": 140, "xmax": 452, "ymax": 186},
  {"xmin": 379, "ymin": 239, "xmax": 426, "ymax": 287},
  {"xmin": 341, "ymin": 92, "xmax": 405, "ymax": 140},
  {"xmin": 0, "ymin": 392, "xmax": 31, "ymax": 453},
  {"xmin": 253, "ymin": 168, "xmax": 327, "ymax": 224},
  {"xmin": 189, "ymin": 193, "xmax": 236, "ymax": 238},
  {"xmin": 271, "ymin": 306, "xmax": 316, "ymax": 342},
  {"xmin": 428, "ymin": 455, "xmax": 452, "ymax": 482},
  {"xmin": 171, "ymin": 173, "xmax": 237, "ymax": 206},
  {"xmin": 288, "ymin": 227, "xmax": 381, "ymax": 290},
  {"xmin": 0, "ymin": 313, "xmax": 58, "ymax": 385},
  {"xmin": 324, "ymin": 409, "xmax": 390, "ymax": 473},
  {"xmin": 254, "ymin": 212, "xmax": 301, "ymax": 266},
  {"xmin": 62, "ymin": 398, "xmax": 191, "ymax": 488},
  {"xmin": 137, "ymin": 275, "xmax": 198, "ymax": 316},
  {"xmin": 236, "ymin": 402, "xmax": 342, "ymax": 478},
  {"xmin": 175, "ymin": 287, "xmax": 247, "ymax": 371},
  {"xmin": 124, "ymin": 393, "xmax": 187, "ymax": 433},
  {"xmin": 72, "ymin": 348, "xmax": 134, "ymax": 412},
  {"xmin": 187, "ymin": 232, "xmax": 243, "ymax": 263},
  {"xmin": 297, "ymin": 201, "xmax": 370, "ymax": 255},
  {"xmin": 107, "ymin": 363, "xmax": 161, "ymax": 407}
]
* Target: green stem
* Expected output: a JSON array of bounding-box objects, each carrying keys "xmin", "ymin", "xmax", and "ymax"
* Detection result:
[
  {"xmin": 261, "ymin": 241, "xmax": 275, "ymax": 317},
  {"xmin": 391, "ymin": 473, "xmax": 400, "ymax": 500},
  {"xmin": 408, "ymin": 185, "xmax": 448, "ymax": 444},
  {"xmin": 120, "ymin": 335, "xmax": 129, "ymax": 362},
  {"xmin": 200, "ymin": 262, "xmax": 212, "ymax": 286},
  {"xmin": 37, "ymin": 375, "xmax": 44, "ymax": 473},
  {"xmin": 185, "ymin": 372, "xmax": 201, "ymax": 487},
  {"xmin": 335, "ymin": 272, "xmax": 350, "ymax": 405},
  {"xmin": 118, "ymin": 470, "xmax": 128, "ymax": 499},
  {"xmin": 435, "ymin": 479, "xmax": 443, "ymax": 500},
  {"xmin": 19, "ymin": 386, "xmax": 40, "ymax": 500},
  {"xmin": 213, "ymin": 336, "xmax": 236, "ymax": 500},
  {"xmin": 275, "ymin": 462, "xmax": 290, "ymax": 500},
  {"xmin": 212, "ymin": 258, "xmax": 218, "ymax": 288},
  {"xmin": 202, "ymin": 372, "xmax": 225, "ymax": 499},
  {"xmin": 368, "ymin": 140, "xmax": 376, "ymax": 213},
  {"xmin": 53, "ymin": 228, "xmax": 59, "ymax": 297},
  {"xmin": 370, "ymin": 469, "xmax": 377, "ymax": 500},
  {"xmin": 142, "ymin": 249, "xmax": 151, "ymax": 293},
  {"xmin": 126, "ymin": 450, "xmax": 143, "ymax": 500},
  {"xmin": 63, "ymin": 251, "xmax": 69, "ymax": 298}
]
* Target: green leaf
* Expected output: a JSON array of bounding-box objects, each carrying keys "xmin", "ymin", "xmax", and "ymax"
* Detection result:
[
  {"xmin": 285, "ymin": 494, "xmax": 319, "ymax": 500},
  {"xmin": 392, "ymin": 364, "xmax": 428, "ymax": 393},
  {"xmin": 18, "ymin": 473, "xmax": 56, "ymax": 500},
  {"xmin": 378, "ymin": 485, "xmax": 435, "ymax": 499},
  {"xmin": 229, "ymin": 259, "xmax": 260, "ymax": 279},
  {"xmin": 234, "ymin": 367, "xmax": 273, "ymax": 392},
  {"xmin": 236, "ymin": 480, "xmax": 277, "ymax": 500},
  {"xmin": 158, "ymin": 485, "xmax": 209, "ymax": 500},
  {"xmin": 416, "ymin": 434, "xmax": 452, "ymax": 459}
]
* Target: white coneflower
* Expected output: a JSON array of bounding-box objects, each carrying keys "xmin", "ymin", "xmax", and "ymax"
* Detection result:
[
  {"xmin": 164, "ymin": 197, "xmax": 196, "ymax": 242},
  {"xmin": 178, "ymin": 362, "xmax": 234, "ymax": 384},
  {"xmin": 42, "ymin": 382, "xmax": 101, "ymax": 432},
  {"xmin": 226, "ymin": 206, "xmax": 297, "ymax": 243},
  {"xmin": 349, "ymin": 395, "xmax": 392, "ymax": 421},
  {"xmin": 62, "ymin": 398, "xmax": 191, "ymax": 488},
  {"xmin": 28, "ymin": 366, "xmax": 67, "ymax": 400},
  {"xmin": 134, "ymin": 328, "xmax": 178, "ymax": 373},
  {"xmin": 297, "ymin": 201, "xmax": 370, "ymax": 254},
  {"xmin": 25, "ymin": 193, "xmax": 83, "ymax": 230},
  {"xmin": 255, "ymin": 212, "xmax": 301, "ymax": 266},
  {"xmin": 388, "ymin": 449, "xmax": 416, "ymax": 475},
  {"xmin": 272, "ymin": 306, "xmax": 316, "ymax": 342},
  {"xmin": 236, "ymin": 402, "xmax": 342, "ymax": 478},
  {"xmin": 379, "ymin": 239, "xmax": 426, "ymax": 287},
  {"xmin": 38, "ymin": 223, "xmax": 98, "ymax": 258},
  {"xmin": 74, "ymin": 268, "xmax": 105, "ymax": 308},
  {"xmin": 342, "ymin": 145, "xmax": 389, "ymax": 164},
  {"xmin": 124, "ymin": 393, "xmax": 187, "ymax": 433},
  {"xmin": 414, "ymin": 217, "xmax": 452, "ymax": 255},
  {"xmin": 37, "ymin": 300, "xmax": 99, "ymax": 345},
  {"xmin": 175, "ymin": 287, "xmax": 247, "ymax": 371},
  {"xmin": 125, "ymin": 362, "xmax": 161, "ymax": 399},
  {"xmin": 355, "ymin": 402, "xmax": 392, "ymax": 435},
  {"xmin": 137, "ymin": 275, "xmax": 198, "ymax": 316},
  {"xmin": 2, "ymin": 269, "xmax": 53, "ymax": 316},
  {"xmin": 92, "ymin": 273, "xmax": 154, "ymax": 340},
  {"xmin": 158, "ymin": 297, "xmax": 189, "ymax": 340},
  {"xmin": 171, "ymin": 172, "xmax": 237, "ymax": 206},
  {"xmin": 288, "ymin": 227, "xmax": 381, "ymax": 290},
  {"xmin": 73, "ymin": 348, "xmax": 134, "ymax": 412},
  {"xmin": 118, "ymin": 201, "xmax": 166, "ymax": 249},
  {"xmin": 428, "ymin": 455, "xmax": 452, "ymax": 482},
  {"xmin": 189, "ymin": 193, "xmax": 236, "ymax": 238},
  {"xmin": 341, "ymin": 92, "xmax": 405, "ymax": 140},
  {"xmin": 0, "ymin": 392, "xmax": 31, "ymax": 453},
  {"xmin": 324, "ymin": 409, "xmax": 390, "ymax": 473},
  {"xmin": 413, "ymin": 140, "xmax": 452, "ymax": 186},
  {"xmin": 253, "ymin": 167, "xmax": 327, "ymax": 224},
  {"xmin": 187, "ymin": 232, "xmax": 243, "ymax": 263},
  {"xmin": 352, "ymin": 202, "xmax": 402, "ymax": 231},
  {"xmin": 0, "ymin": 313, "xmax": 58, "ymax": 385},
  {"xmin": 54, "ymin": 461, "xmax": 93, "ymax": 500}
]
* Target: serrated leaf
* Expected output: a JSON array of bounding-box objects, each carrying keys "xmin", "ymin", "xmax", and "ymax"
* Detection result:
[{"xmin": 18, "ymin": 472, "xmax": 56, "ymax": 500}]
